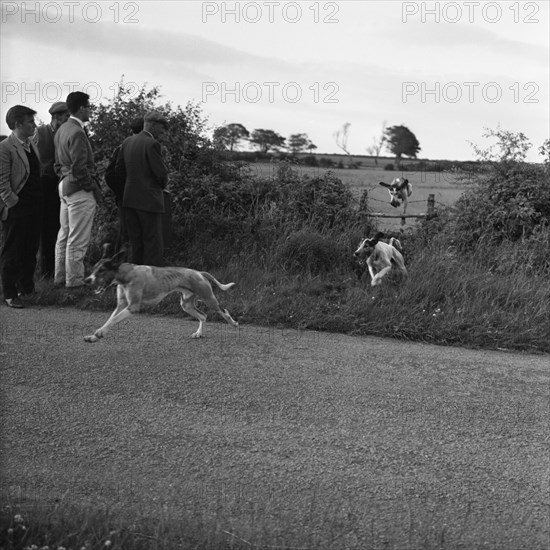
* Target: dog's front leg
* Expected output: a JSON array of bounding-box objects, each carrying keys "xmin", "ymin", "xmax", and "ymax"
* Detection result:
[
  {"xmin": 84, "ymin": 307, "xmax": 134, "ymax": 343},
  {"xmin": 371, "ymin": 265, "xmax": 391, "ymax": 286},
  {"xmin": 367, "ymin": 260, "xmax": 378, "ymax": 286}
]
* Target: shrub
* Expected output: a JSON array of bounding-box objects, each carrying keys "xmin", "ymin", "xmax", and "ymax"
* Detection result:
[
  {"xmin": 279, "ymin": 171, "xmax": 356, "ymax": 231},
  {"xmin": 276, "ymin": 230, "xmax": 344, "ymax": 274},
  {"xmin": 452, "ymin": 161, "xmax": 550, "ymax": 248},
  {"xmin": 384, "ymin": 163, "xmax": 394, "ymax": 171},
  {"xmin": 319, "ymin": 157, "xmax": 336, "ymax": 168},
  {"xmin": 301, "ymin": 155, "xmax": 319, "ymax": 167}
]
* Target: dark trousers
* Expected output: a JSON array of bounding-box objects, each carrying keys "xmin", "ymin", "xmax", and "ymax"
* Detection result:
[
  {"xmin": 1, "ymin": 203, "xmax": 42, "ymax": 298},
  {"xmin": 39, "ymin": 175, "xmax": 61, "ymax": 277},
  {"xmin": 114, "ymin": 198, "xmax": 129, "ymax": 253},
  {"xmin": 124, "ymin": 207, "xmax": 164, "ymax": 266}
]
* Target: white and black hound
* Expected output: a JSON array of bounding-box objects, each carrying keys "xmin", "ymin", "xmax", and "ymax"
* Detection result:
[
  {"xmin": 353, "ymin": 232, "xmax": 407, "ymax": 286},
  {"xmin": 82, "ymin": 245, "xmax": 238, "ymax": 342},
  {"xmin": 379, "ymin": 177, "xmax": 413, "ymax": 214}
]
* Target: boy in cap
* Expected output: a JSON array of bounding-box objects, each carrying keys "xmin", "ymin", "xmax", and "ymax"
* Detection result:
[
  {"xmin": 115, "ymin": 110, "xmax": 169, "ymax": 266},
  {"xmin": 34, "ymin": 101, "xmax": 70, "ymax": 277}
]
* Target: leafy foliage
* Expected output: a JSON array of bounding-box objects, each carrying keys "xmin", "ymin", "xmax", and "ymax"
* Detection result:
[
  {"xmin": 249, "ymin": 128, "xmax": 286, "ymax": 153},
  {"xmin": 287, "ymin": 133, "xmax": 317, "ymax": 154},
  {"xmin": 384, "ymin": 125, "xmax": 421, "ymax": 164},
  {"xmin": 213, "ymin": 123, "xmax": 250, "ymax": 151},
  {"xmin": 452, "ymin": 161, "xmax": 550, "ymax": 247},
  {"xmin": 469, "ymin": 126, "xmax": 532, "ymax": 163}
]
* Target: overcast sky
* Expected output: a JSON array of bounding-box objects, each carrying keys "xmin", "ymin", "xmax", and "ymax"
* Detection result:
[{"xmin": 1, "ymin": 1, "xmax": 548, "ymax": 161}]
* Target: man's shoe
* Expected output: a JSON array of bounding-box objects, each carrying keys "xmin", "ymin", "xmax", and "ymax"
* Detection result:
[{"xmin": 5, "ymin": 298, "xmax": 25, "ymax": 308}]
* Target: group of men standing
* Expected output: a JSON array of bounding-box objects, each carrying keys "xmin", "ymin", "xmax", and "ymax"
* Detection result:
[{"xmin": 0, "ymin": 91, "xmax": 170, "ymax": 309}]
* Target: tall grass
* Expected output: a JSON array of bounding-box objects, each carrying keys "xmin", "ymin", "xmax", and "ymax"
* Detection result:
[{"xmin": 213, "ymin": 225, "xmax": 550, "ymax": 351}]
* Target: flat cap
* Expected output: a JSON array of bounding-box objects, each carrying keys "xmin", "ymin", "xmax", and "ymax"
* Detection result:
[
  {"xmin": 49, "ymin": 102, "xmax": 68, "ymax": 115},
  {"xmin": 144, "ymin": 110, "xmax": 168, "ymax": 125}
]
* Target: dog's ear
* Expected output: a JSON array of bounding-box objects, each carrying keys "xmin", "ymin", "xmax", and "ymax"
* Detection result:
[
  {"xmin": 366, "ymin": 232, "xmax": 384, "ymax": 247},
  {"xmin": 101, "ymin": 243, "xmax": 112, "ymax": 259},
  {"xmin": 369, "ymin": 231, "xmax": 385, "ymax": 246},
  {"xmin": 379, "ymin": 181, "xmax": 392, "ymax": 189}
]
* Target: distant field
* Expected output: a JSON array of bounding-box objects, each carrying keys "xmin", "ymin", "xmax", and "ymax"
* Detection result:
[{"xmin": 250, "ymin": 162, "xmax": 469, "ymax": 231}]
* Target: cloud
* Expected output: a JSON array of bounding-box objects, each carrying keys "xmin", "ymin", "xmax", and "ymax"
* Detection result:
[
  {"xmin": 396, "ymin": 21, "xmax": 548, "ymax": 67},
  {"xmin": 1, "ymin": 16, "xmax": 292, "ymax": 75}
]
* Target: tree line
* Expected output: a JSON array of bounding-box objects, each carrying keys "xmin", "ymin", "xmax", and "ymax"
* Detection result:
[
  {"xmin": 213, "ymin": 124, "xmax": 317, "ymax": 155},
  {"xmin": 215, "ymin": 121, "xmax": 421, "ymax": 167}
]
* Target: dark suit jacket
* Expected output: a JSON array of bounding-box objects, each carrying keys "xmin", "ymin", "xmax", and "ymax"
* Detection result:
[
  {"xmin": 0, "ymin": 133, "xmax": 41, "ymax": 221},
  {"xmin": 116, "ymin": 131, "xmax": 168, "ymax": 213},
  {"xmin": 34, "ymin": 124, "xmax": 57, "ymax": 178},
  {"xmin": 54, "ymin": 117, "xmax": 100, "ymax": 200}
]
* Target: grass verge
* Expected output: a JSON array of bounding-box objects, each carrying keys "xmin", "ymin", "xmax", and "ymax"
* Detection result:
[{"xmin": 21, "ymin": 241, "xmax": 550, "ymax": 354}]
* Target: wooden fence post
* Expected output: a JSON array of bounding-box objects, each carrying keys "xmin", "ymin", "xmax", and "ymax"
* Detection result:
[{"xmin": 427, "ymin": 194, "xmax": 435, "ymax": 218}]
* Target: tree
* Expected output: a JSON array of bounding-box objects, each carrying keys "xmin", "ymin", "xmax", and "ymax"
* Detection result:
[
  {"xmin": 384, "ymin": 125, "xmax": 421, "ymax": 167},
  {"xmin": 249, "ymin": 129, "xmax": 286, "ymax": 154},
  {"xmin": 333, "ymin": 122, "xmax": 351, "ymax": 156},
  {"xmin": 540, "ymin": 138, "xmax": 550, "ymax": 174},
  {"xmin": 287, "ymin": 133, "xmax": 317, "ymax": 155},
  {"xmin": 213, "ymin": 123, "xmax": 250, "ymax": 151},
  {"xmin": 89, "ymin": 77, "xmax": 210, "ymax": 172},
  {"xmin": 307, "ymin": 142, "xmax": 318, "ymax": 153},
  {"xmin": 365, "ymin": 120, "xmax": 386, "ymax": 165}
]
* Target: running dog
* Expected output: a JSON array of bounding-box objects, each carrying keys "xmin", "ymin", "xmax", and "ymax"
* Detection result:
[
  {"xmin": 379, "ymin": 177, "xmax": 412, "ymax": 214},
  {"xmin": 82, "ymin": 246, "xmax": 238, "ymax": 342},
  {"xmin": 353, "ymin": 232, "xmax": 407, "ymax": 286}
]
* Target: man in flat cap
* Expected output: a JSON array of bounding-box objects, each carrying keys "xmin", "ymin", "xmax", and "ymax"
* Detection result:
[
  {"xmin": 115, "ymin": 110, "xmax": 168, "ymax": 266},
  {"xmin": 33, "ymin": 101, "xmax": 70, "ymax": 277}
]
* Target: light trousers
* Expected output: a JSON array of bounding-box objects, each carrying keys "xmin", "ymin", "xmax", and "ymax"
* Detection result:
[{"xmin": 55, "ymin": 180, "xmax": 97, "ymax": 287}]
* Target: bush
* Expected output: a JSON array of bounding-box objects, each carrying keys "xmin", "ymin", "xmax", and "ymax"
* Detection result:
[
  {"xmin": 300, "ymin": 155, "xmax": 319, "ymax": 167},
  {"xmin": 452, "ymin": 161, "xmax": 550, "ymax": 248},
  {"xmin": 319, "ymin": 157, "xmax": 336, "ymax": 168},
  {"xmin": 384, "ymin": 163, "xmax": 394, "ymax": 171},
  {"xmin": 276, "ymin": 231, "xmax": 344, "ymax": 274}
]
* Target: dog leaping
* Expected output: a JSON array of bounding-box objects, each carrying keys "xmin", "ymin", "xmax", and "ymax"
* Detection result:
[
  {"xmin": 379, "ymin": 177, "xmax": 412, "ymax": 214},
  {"xmin": 83, "ymin": 245, "xmax": 238, "ymax": 342}
]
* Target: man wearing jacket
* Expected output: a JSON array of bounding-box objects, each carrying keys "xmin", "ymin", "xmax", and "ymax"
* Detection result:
[
  {"xmin": 34, "ymin": 101, "xmax": 70, "ymax": 278},
  {"xmin": 0, "ymin": 105, "xmax": 42, "ymax": 308},
  {"xmin": 115, "ymin": 110, "xmax": 168, "ymax": 266},
  {"xmin": 54, "ymin": 92, "xmax": 101, "ymax": 288}
]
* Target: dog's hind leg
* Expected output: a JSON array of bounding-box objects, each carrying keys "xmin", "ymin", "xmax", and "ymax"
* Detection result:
[
  {"xmin": 216, "ymin": 306, "xmax": 239, "ymax": 329},
  {"xmin": 394, "ymin": 254, "xmax": 408, "ymax": 278},
  {"xmin": 180, "ymin": 294, "xmax": 208, "ymax": 338},
  {"xmin": 180, "ymin": 290, "xmax": 239, "ymax": 338},
  {"xmin": 202, "ymin": 292, "xmax": 239, "ymax": 331}
]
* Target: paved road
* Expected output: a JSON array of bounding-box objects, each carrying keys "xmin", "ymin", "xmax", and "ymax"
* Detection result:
[{"xmin": 1, "ymin": 305, "xmax": 549, "ymax": 549}]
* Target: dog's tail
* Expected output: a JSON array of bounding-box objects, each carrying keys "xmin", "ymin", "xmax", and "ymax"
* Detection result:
[
  {"xmin": 201, "ymin": 272, "xmax": 236, "ymax": 291},
  {"xmin": 389, "ymin": 237, "xmax": 403, "ymax": 252}
]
